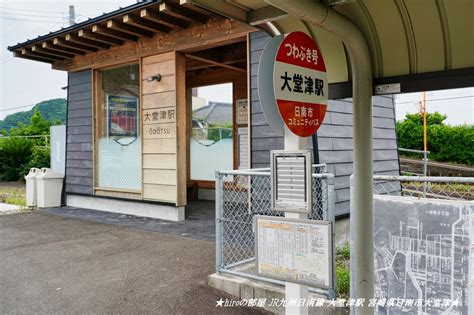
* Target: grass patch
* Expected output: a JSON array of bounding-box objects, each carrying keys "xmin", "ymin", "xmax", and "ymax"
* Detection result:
[
  {"xmin": 336, "ymin": 243, "xmax": 350, "ymax": 299},
  {"xmin": 0, "ymin": 185, "xmax": 26, "ymax": 207}
]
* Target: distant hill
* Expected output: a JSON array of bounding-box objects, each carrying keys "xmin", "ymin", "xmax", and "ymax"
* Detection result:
[{"xmin": 0, "ymin": 98, "xmax": 66, "ymax": 132}]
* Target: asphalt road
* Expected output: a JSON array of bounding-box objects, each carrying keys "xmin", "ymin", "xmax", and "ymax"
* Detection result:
[{"xmin": 0, "ymin": 211, "xmax": 264, "ymax": 314}]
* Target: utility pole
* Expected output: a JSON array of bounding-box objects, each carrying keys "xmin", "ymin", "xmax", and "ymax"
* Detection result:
[{"xmin": 69, "ymin": 5, "xmax": 75, "ymax": 26}]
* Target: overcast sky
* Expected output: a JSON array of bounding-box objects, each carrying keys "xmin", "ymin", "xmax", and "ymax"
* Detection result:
[
  {"xmin": 1, "ymin": 1, "xmax": 473, "ymax": 125},
  {"xmin": 0, "ymin": 0, "xmax": 135, "ymax": 119}
]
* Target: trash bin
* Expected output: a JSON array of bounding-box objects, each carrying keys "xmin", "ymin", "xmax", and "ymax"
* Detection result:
[
  {"xmin": 25, "ymin": 168, "xmax": 40, "ymax": 207},
  {"xmin": 36, "ymin": 168, "xmax": 64, "ymax": 208}
]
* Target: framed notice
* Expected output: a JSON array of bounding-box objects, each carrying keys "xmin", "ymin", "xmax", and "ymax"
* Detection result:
[
  {"xmin": 107, "ymin": 94, "xmax": 139, "ymax": 138},
  {"xmin": 236, "ymin": 98, "xmax": 248, "ymax": 126},
  {"xmin": 271, "ymin": 150, "xmax": 312, "ymax": 213},
  {"xmin": 255, "ymin": 216, "xmax": 332, "ymax": 288}
]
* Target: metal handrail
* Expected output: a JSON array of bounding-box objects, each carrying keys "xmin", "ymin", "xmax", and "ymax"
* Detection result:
[{"xmin": 373, "ymin": 175, "xmax": 474, "ymax": 183}]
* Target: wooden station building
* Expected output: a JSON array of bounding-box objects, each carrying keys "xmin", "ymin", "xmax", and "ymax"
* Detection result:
[{"xmin": 8, "ymin": 0, "xmax": 399, "ymax": 221}]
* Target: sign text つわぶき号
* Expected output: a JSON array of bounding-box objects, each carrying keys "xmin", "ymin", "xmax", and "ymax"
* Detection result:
[
  {"xmin": 273, "ymin": 32, "xmax": 328, "ymax": 137},
  {"xmin": 107, "ymin": 94, "xmax": 139, "ymax": 138}
]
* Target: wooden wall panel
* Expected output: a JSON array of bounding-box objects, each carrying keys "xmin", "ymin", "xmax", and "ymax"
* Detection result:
[
  {"xmin": 143, "ymin": 92, "xmax": 176, "ymax": 109},
  {"xmin": 141, "ymin": 51, "xmax": 186, "ymax": 206},
  {"xmin": 143, "ymin": 184, "xmax": 176, "ymax": 202}
]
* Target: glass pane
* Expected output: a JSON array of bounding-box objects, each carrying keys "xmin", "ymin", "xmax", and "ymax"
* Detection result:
[
  {"xmin": 191, "ymin": 83, "xmax": 233, "ymax": 181},
  {"xmin": 97, "ymin": 64, "xmax": 141, "ymax": 190}
]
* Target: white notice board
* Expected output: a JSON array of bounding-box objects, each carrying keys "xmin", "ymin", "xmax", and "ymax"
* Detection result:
[
  {"xmin": 255, "ymin": 216, "xmax": 332, "ymax": 288},
  {"xmin": 271, "ymin": 150, "xmax": 312, "ymax": 213},
  {"xmin": 236, "ymin": 98, "xmax": 248, "ymax": 126}
]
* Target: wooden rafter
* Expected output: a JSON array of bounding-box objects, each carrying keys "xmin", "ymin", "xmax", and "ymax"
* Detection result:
[
  {"xmin": 21, "ymin": 47, "xmax": 64, "ymax": 61},
  {"xmin": 54, "ymin": 38, "xmax": 98, "ymax": 53},
  {"xmin": 14, "ymin": 51, "xmax": 53, "ymax": 64},
  {"xmin": 140, "ymin": 8, "xmax": 188, "ymax": 29},
  {"xmin": 123, "ymin": 14, "xmax": 170, "ymax": 34},
  {"xmin": 107, "ymin": 20, "xmax": 153, "ymax": 38},
  {"xmin": 186, "ymin": 58, "xmax": 246, "ymax": 71},
  {"xmin": 159, "ymin": 3, "xmax": 208, "ymax": 24},
  {"xmin": 78, "ymin": 29, "xmax": 124, "ymax": 46},
  {"xmin": 185, "ymin": 53, "xmax": 245, "ymax": 73},
  {"xmin": 93, "ymin": 24, "xmax": 138, "ymax": 42},
  {"xmin": 32, "ymin": 44, "xmax": 74, "ymax": 59},
  {"xmin": 42, "ymin": 42, "xmax": 86, "ymax": 55},
  {"xmin": 66, "ymin": 34, "xmax": 110, "ymax": 50}
]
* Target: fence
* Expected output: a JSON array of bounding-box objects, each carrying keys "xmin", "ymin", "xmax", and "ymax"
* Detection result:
[
  {"xmin": 373, "ymin": 174, "xmax": 474, "ymax": 201},
  {"xmin": 215, "ymin": 164, "xmax": 336, "ymax": 298}
]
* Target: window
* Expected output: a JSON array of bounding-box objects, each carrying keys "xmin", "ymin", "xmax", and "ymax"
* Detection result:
[
  {"xmin": 96, "ymin": 64, "xmax": 141, "ymax": 191},
  {"xmin": 190, "ymin": 83, "xmax": 233, "ymax": 181}
]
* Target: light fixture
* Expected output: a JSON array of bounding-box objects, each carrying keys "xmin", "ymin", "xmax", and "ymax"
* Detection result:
[{"xmin": 146, "ymin": 74, "xmax": 161, "ymax": 82}]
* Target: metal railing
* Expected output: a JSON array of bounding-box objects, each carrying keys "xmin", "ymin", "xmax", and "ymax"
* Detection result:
[
  {"xmin": 215, "ymin": 164, "xmax": 336, "ymax": 298},
  {"xmin": 373, "ymin": 174, "xmax": 474, "ymax": 201},
  {"xmin": 398, "ymin": 148, "xmax": 430, "ymax": 196}
]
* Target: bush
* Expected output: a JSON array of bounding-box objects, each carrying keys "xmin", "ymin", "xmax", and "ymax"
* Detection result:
[
  {"xmin": 0, "ymin": 137, "xmax": 33, "ymax": 181},
  {"xmin": 397, "ymin": 112, "xmax": 474, "ymax": 165},
  {"xmin": 23, "ymin": 146, "xmax": 50, "ymax": 176}
]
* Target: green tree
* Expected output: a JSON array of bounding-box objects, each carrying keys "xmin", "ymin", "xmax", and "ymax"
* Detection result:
[
  {"xmin": 397, "ymin": 112, "xmax": 473, "ymax": 165},
  {"xmin": 0, "ymin": 98, "xmax": 66, "ymax": 132}
]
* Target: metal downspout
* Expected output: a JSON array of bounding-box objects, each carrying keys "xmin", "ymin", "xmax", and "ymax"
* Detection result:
[{"xmin": 265, "ymin": 0, "xmax": 374, "ymax": 313}]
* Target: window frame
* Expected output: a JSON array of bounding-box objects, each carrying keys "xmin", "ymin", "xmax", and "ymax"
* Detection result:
[{"xmin": 92, "ymin": 60, "xmax": 142, "ymax": 196}]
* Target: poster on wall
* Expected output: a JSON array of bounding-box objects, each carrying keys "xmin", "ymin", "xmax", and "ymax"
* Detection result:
[
  {"xmin": 107, "ymin": 94, "xmax": 139, "ymax": 138},
  {"xmin": 236, "ymin": 98, "xmax": 248, "ymax": 126}
]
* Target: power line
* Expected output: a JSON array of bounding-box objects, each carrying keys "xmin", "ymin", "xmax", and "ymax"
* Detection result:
[
  {"xmin": 0, "ymin": 103, "xmax": 36, "ymax": 112},
  {"xmin": 0, "ymin": 6, "xmax": 66, "ymax": 14},
  {"xmin": 0, "ymin": 16, "xmax": 65, "ymax": 23},
  {"xmin": 395, "ymin": 95, "xmax": 473, "ymax": 105},
  {"xmin": 0, "ymin": 11, "xmax": 65, "ymax": 18}
]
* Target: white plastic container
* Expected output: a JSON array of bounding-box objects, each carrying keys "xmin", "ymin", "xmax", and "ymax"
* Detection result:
[
  {"xmin": 25, "ymin": 168, "xmax": 40, "ymax": 207},
  {"xmin": 36, "ymin": 168, "xmax": 64, "ymax": 208}
]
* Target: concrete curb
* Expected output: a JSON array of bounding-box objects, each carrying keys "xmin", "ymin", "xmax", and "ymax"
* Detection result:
[{"xmin": 208, "ymin": 273, "xmax": 348, "ymax": 314}]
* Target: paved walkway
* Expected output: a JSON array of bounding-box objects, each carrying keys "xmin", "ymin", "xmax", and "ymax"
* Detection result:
[
  {"xmin": 0, "ymin": 203, "xmax": 22, "ymax": 215},
  {"xmin": 44, "ymin": 200, "xmax": 216, "ymax": 241},
  {"xmin": 0, "ymin": 209, "xmax": 263, "ymax": 314}
]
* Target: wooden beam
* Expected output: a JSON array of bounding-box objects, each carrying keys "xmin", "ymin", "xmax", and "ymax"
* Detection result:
[
  {"xmin": 14, "ymin": 51, "xmax": 53, "ymax": 64},
  {"xmin": 78, "ymin": 29, "xmax": 124, "ymax": 46},
  {"xmin": 185, "ymin": 53, "xmax": 245, "ymax": 73},
  {"xmin": 186, "ymin": 58, "xmax": 246, "ymax": 71},
  {"xmin": 32, "ymin": 45, "xmax": 74, "ymax": 59},
  {"xmin": 93, "ymin": 24, "xmax": 138, "ymax": 42},
  {"xmin": 54, "ymin": 19, "xmax": 256, "ymax": 71},
  {"xmin": 21, "ymin": 48, "xmax": 63, "ymax": 61},
  {"xmin": 66, "ymin": 34, "xmax": 110, "ymax": 49},
  {"xmin": 159, "ymin": 3, "xmax": 208, "ymax": 24},
  {"xmin": 42, "ymin": 41, "xmax": 86, "ymax": 55},
  {"xmin": 107, "ymin": 20, "xmax": 153, "ymax": 38},
  {"xmin": 53, "ymin": 37, "xmax": 98, "ymax": 53},
  {"xmin": 123, "ymin": 14, "xmax": 170, "ymax": 34},
  {"xmin": 140, "ymin": 8, "xmax": 188, "ymax": 29}
]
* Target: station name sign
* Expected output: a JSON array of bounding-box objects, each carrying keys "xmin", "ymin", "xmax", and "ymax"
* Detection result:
[{"xmin": 258, "ymin": 32, "xmax": 328, "ymax": 137}]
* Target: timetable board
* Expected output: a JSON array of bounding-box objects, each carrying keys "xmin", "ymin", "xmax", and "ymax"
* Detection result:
[
  {"xmin": 271, "ymin": 150, "xmax": 312, "ymax": 213},
  {"xmin": 255, "ymin": 216, "xmax": 332, "ymax": 288}
]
